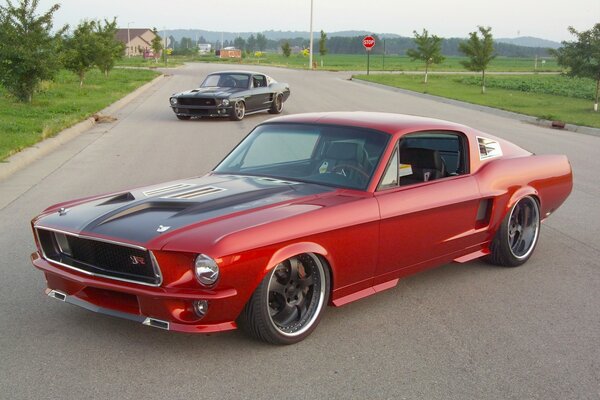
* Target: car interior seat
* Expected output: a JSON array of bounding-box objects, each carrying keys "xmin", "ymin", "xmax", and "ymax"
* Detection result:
[{"xmin": 399, "ymin": 147, "xmax": 446, "ymax": 185}]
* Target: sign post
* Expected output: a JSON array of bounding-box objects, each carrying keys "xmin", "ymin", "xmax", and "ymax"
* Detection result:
[{"xmin": 362, "ymin": 35, "xmax": 375, "ymax": 75}]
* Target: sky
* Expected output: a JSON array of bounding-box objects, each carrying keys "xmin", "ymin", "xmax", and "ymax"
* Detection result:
[{"xmin": 37, "ymin": 0, "xmax": 598, "ymax": 42}]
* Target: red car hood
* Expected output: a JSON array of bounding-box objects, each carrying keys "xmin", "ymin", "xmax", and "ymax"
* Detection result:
[{"xmin": 33, "ymin": 174, "xmax": 349, "ymax": 250}]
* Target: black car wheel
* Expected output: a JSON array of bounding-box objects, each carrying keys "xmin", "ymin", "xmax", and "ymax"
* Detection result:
[
  {"xmin": 486, "ymin": 196, "xmax": 540, "ymax": 267},
  {"xmin": 229, "ymin": 101, "xmax": 245, "ymax": 121},
  {"xmin": 268, "ymin": 93, "xmax": 284, "ymax": 114},
  {"xmin": 176, "ymin": 115, "xmax": 191, "ymax": 120},
  {"xmin": 238, "ymin": 253, "xmax": 330, "ymax": 345}
]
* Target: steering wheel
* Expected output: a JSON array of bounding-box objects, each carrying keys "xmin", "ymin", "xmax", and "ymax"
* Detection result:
[{"xmin": 331, "ymin": 164, "xmax": 370, "ymax": 179}]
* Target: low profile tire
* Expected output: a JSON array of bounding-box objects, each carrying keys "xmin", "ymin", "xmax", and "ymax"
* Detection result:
[
  {"xmin": 486, "ymin": 196, "xmax": 541, "ymax": 267},
  {"xmin": 268, "ymin": 93, "xmax": 284, "ymax": 114},
  {"xmin": 238, "ymin": 253, "xmax": 330, "ymax": 345},
  {"xmin": 176, "ymin": 115, "xmax": 191, "ymax": 120},
  {"xmin": 229, "ymin": 101, "xmax": 245, "ymax": 121}
]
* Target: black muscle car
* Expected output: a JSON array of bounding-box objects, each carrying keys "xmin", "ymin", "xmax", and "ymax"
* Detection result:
[{"xmin": 169, "ymin": 71, "xmax": 291, "ymax": 121}]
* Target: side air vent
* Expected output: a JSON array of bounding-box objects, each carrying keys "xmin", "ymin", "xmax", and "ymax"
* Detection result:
[
  {"xmin": 143, "ymin": 183, "xmax": 195, "ymax": 197},
  {"xmin": 162, "ymin": 186, "xmax": 226, "ymax": 200}
]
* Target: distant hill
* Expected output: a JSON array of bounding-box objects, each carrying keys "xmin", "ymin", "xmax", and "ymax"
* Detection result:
[
  {"xmin": 164, "ymin": 29, "xmax": 401, "ymax": 42},
  {"xmin": 496, "ymin": 36, "xmax": 561, "ymax": 49}
]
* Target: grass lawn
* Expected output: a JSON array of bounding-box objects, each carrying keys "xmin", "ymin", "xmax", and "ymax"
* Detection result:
[
  {"xmin": 354, "ymin": 73, "xmax": 600, "ymax": 129},
  {"xmin": 0, "ymin": 68, "xmax": 159, "ymax": 161},
  {"xmin": 117, "ymin": 53, "xmax": 562, "ymax": 73}
]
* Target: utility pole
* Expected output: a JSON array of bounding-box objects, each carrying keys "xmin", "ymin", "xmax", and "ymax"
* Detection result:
[{"xmin": 309, "ymin": 0, "xmax": 314, "ymax": 69}]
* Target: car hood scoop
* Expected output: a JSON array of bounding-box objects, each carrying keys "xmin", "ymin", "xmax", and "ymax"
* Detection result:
[
  {"xmin": 36, "ymin": 175, "xmax": 335, "ymax": 245},
  {"xmin": 182, "ymin": 87, "xmax": 243, "ymax": 97}
]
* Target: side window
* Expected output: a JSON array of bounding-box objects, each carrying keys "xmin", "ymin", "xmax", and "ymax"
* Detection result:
[
  {"xmin": 378, "ymin": 146, "xmax": 399, "ymax": 189},
  {"xmin": 253, "ymin": 75, "xmax": 267, "ymax": 88},
  {"xmin": 378, "ymin": 131, "xmax": 468, "ymax": 190}
]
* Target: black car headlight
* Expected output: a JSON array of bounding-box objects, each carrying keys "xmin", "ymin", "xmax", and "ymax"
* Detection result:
[{"xmin": 170, "ymin": 97, "xmax": 178, "ymax": 105}]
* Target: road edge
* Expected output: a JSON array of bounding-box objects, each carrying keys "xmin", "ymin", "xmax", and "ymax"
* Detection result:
[
  {"xmin": 350, "ymin": 77, "xmax": 600, "ymax": 137},
  {"xmin": 0, "ymin": 74, "xmax": 165, "ymax": 182}
]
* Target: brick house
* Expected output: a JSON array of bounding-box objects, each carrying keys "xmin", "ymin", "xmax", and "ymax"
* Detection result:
[{"xmin": 115, "ymin": 28, "xmax": 158, "ymax": 56}]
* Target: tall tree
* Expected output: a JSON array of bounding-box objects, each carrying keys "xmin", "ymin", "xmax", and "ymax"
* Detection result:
[
  {"xmin": 150, "ymin": 27, "xmax": 163, "ymax": 63},
  {"xmin": 233, "ymin": 36, "xmax": 246, "ymax": 51},
  {"xmin": 319, "ymin": 30, "xmax": 327, "ymax": 57},
  {"xmin": 459, "ymin": 26, "xmax": 496, "ymax": 93},
  {"xmin": 256, "ymin": 33, "xmax": 267, "ymax": 51},
  {"xmin": 94, "ymin": 18, "xmax": 123, "ymax": 77},
  {"xmin": 246, "ymin": 34, "xmax": 256, "ymax": 52},
  {"xmin": 281, "ymin": 41, "xmax": 291, "ymax": 58},
  {"xmin": 406, "ymin": 29, "xmax": 444, "ymax": 83},
  {"xmin": 554, "ymin": 24, "xmax": 600, "ymax": 111},
  {"xmin": 62, "ymin": 20, "xmax": 97, "ymax": 87},
  {"xmin": 0, "ymin": 0, "xmax": 66, "ymax": 102}
]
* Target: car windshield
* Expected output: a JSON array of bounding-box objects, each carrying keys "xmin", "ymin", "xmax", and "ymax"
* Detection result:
[
  {"xmin": 201, "ymin": 73, "xmax": 250, "ymax": 88},
  {"xmin": 214, "ymin": 123, "xmax": 390, "ymax": 190}
]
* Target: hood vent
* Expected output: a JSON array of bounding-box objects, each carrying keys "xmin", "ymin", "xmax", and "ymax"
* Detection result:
[
  {"xmin": 143, "ymin": 183, "xmax": 195, "ymax": 197},
  {"xmin": 99, "ymin": 192, "xmax": 135, "ymax": 205},
  {"xmin": 163, "ymin": 186, "xmax": 226, "ymax": 200}
]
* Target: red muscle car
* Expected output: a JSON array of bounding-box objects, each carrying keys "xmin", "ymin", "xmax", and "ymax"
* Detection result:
[{"xmin": 30, "ymin": 112, "xmax": 572, "ymax": 344}]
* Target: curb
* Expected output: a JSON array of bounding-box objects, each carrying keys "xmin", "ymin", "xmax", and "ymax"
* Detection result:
[
  {"xmin": 350, "ymin": 77, "xmax": 600, "ymax": 138},
  {"xmin": 0, "ymin": 74, "xmax": 165, "ymax": 182}
]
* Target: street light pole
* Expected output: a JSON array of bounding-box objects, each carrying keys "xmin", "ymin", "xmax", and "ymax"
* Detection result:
[
  {"xmin": 127, "ymin": 21, "xmax": 134, "ymax": 57},
  {"xmin": 308, "ymin": 0, "xmax": 314, "ymax": 69}
]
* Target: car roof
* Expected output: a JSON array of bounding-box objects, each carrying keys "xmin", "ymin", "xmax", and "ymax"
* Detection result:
[
  {"xmin": 207, "ymin": 70, "xmax": 267, "ymax": 76},
  {"xmin": 262, "ymin": 112, "xmax": 470, "ymax": 136}
]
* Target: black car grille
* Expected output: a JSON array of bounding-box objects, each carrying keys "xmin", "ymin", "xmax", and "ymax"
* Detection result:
[
  {"xmin": 177, "ymin": 98, "xmax": 216, "ymax": 106},
  {"xmin": 36, "ymin": 228, "xmax": 161, "ymax": 285}
]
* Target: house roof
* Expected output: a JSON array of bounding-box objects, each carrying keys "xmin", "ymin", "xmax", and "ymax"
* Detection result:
[{"xmin": 115, "ymin": 28, "xmax": 154, "ymax": 45}]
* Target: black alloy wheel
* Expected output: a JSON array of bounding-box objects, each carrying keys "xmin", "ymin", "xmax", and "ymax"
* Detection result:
[
  {"xmin": 238, "ymin": 253, "xmax": 330, "ymax": 345},
  {"xmin": 268, "ymin": 93, "xmax": 283, "ymax": 114}
]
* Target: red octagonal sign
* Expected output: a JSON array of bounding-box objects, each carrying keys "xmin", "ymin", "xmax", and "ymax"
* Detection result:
[{"xmin": 363, "ymin": 35, "xmax": 375, "ymax": 50}]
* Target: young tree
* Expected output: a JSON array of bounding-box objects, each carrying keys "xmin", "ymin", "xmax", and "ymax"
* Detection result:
[
  {"xmin": 151, "ymin": 27, "xmax": 163, "ymax": 63},
  {"xmin": 246, "ymin": 34, "xmax": 256, "ymax": 52},
  {"xmin": 281, "ymin": 41, "xmax": 291, "ymax": 57},
  {"xmin": 319, "ymin": 30, "xmax": 327, "ymax": 57},
  {"xmin": 0, "ymin": 0, "xmax": 66, "ymax": 102},
  {"xmin": 62, "ymin": 20, "xmax": 97, "ymax": 87},
  {"xmin": 94, "ymin": 18, "xmax": 124, "ymax": 77},
  {"xmin": 256, "ymin": 33, "xmax": 267, "ymax": 51},
  {"xmin": 406, "ymin": 29, "xmax": 444, "ymax": 83},
  {"xmin": 459, "ymin": 26, "xmax": 496, "ymax": 93},
  {"xmin": 554, "ymin": 24, "xmax": 600, "ymax": 111}
]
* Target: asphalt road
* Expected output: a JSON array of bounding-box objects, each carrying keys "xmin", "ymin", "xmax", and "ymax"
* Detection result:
[{"xmin": 1, "ymin": 63, "xmax": 598, "ymax": 400}]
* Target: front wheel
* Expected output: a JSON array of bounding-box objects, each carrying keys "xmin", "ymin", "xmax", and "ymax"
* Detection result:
[
  {"xmin": 486, "ymin": 196, "xmax": 541, "ymax": 267},
  {"xmin": 238, "ymin": 253, "xmax": 330, "ymax": 345},
  {"xmin": 268, "ymin": 93, "xmax": 284, "ymax": 114},
  {"xmin": 229, "ymin": 101, "xmax": 245, "ymax": 121}
]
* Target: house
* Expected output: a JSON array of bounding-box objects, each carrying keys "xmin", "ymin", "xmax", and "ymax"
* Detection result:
[{"xmin": 115, "ymin": 28, "xmax": 159, "ymax": 57}]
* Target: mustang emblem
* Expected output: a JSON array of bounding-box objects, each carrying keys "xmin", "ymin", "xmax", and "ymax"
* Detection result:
[
  {"xmin": 130, "ymin": 255, "xmax": 146, "ymax": 265},
  {"xmin": 157, "ymin": 225, "xmax": 171, "ymax": 233}
]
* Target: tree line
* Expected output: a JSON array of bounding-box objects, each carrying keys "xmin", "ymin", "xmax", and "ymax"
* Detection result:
[{"xmin": 0, "ymin": 0, "xmax": 125, "ymax": 102}]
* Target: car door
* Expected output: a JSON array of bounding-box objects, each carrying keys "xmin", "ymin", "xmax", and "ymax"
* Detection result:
[
  {"xmin": 246, "ymin": 74, "xmax": 271, "ymax": 111},
  {"xmin": 373, "ymin": 132, "xmax": 486, "ymax": 285}
]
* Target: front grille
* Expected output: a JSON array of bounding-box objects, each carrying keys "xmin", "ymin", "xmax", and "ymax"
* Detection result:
[
  {"xmin": 36, "ymin": 228, "xmax": 161, "ymax": 286},
  {"xmin": 177, "ymin": 98, "xmax": 216, "ymax": 106}
]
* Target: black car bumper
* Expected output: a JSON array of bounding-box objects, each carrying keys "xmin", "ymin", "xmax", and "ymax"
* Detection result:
[{"xmin": 170, "ymin": 105, "xmax": 232, "ymax": 118}]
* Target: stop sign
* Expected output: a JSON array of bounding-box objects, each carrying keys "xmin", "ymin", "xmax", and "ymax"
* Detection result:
[{"xmin": 363, "ymin": 35, "xmax": 375, "ymax": 50}]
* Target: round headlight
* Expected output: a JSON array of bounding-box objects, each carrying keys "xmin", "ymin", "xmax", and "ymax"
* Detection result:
[
  {"xmin": 170, "ymin": 97, "xmax": 178, "ymax": 105},
  {"xmin": 194, "ymin": 254, "xmax": 219, "ymax": 286},
  {"xmin": 221, "ymin": 99, "xmax": 230, "ymax": 106}
]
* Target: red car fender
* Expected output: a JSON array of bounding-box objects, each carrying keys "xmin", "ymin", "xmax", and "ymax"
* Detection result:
[{"xmin": 265, "ymin": 241, "xmax": 330, "ymax": 276}]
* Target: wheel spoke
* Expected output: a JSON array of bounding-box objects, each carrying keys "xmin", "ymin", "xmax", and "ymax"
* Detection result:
[
  {"xmin": 269, "ymin": 280, "xmax": 287, "ymax": 296},
  {"xmin": 298, "ymin": 273, "xmax": 315, "ymax": 290},
  {"xmin": 274, "ymin": 303, "xmax": 299, "ymax": 326}
]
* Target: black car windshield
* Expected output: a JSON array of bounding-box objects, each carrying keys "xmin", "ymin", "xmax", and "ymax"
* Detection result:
[
  {"xmin": 201, "ymin": 73, "xmax": 250, "ymax": 88},
  {"xmin": 214, "ymin": 123, "xmax": 390, "ymax": 190}
]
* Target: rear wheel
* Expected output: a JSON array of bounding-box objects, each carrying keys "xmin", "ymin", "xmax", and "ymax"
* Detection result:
[
  {"xmin": 238, "ymin": 253, "xmax": 330, "ymax": 345},
  {"xmin": 176, "ymin": 115, "xmax": 191, "ymax": 120},
  {"xmin": 229, "ymin": 101, "xmax": 245, "ymax": 121},
  {"xmin": 487, "ymin": 196, "xmax": 540, "ymax": 267},
  {"xmin": 268, "ymin": 93, "xmax": 284, "ymax": 114}
]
